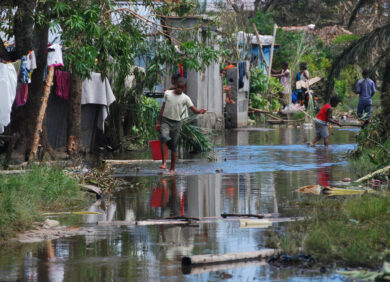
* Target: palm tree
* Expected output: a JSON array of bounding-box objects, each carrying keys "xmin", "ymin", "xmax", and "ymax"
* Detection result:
[{"xmin": 325, "ymin": 12, "xmax": 390, "ymax": 130}]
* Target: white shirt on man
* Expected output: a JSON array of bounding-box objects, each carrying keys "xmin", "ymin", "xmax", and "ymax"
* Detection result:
[{"xmin": 163, "ymin": 90, "xmax": 194, "ymax": 121}]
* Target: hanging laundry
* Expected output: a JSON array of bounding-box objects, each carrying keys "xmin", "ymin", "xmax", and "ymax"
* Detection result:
[
  {"xmin": 0, "ymin": 63, "xmax": 18, "ymax": 133},
  {"xmin": 12, "ymin": 60, "xmax": 21, "ymax": 74},
  {"xmin": 82, "ymin": 72, "xmax": 116, "ymax": 132},
  {"xmin": 55, "ymin": 69, "xmax": 71, "ymax": 100},
  {"xmin": 47, "ymin": 44, "xmax": 64, "ymax": 67},
  {"xmin": 15, "ymin": 83, "xmax": 29, "ymax": 106},
  {"xmin": 25, "ymin": 51, "xmax": 37, "ymax": 72},
  {"xmin": 238, "ymin": 61, "xmax": 246, "ymax": 89},
  {"xmin": 19, "ymin": 56, "xmax": 30, "ymax": 84}
]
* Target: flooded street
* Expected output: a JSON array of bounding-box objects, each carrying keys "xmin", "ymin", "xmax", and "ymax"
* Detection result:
[{"xmin": 0, "ymin": 126, "xmax": 360, "ymax": 281}]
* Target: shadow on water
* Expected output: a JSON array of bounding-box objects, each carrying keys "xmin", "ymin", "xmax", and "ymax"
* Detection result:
[{"xmin": 0, "ymin": 127, "xmax": 359, "ymax": 281}]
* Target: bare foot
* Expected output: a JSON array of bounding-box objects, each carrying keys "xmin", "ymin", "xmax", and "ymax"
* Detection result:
[
  {"xmin": 159, "ymin": 164, "xmax": 167, "ymax": 169},
  {"xmin": 169, "ymin": 169, "xmax": 175, "ymax": 175}
]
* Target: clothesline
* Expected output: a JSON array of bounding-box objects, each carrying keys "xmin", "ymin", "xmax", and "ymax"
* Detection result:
[{"xmin": 0, "ymin": 50, "xmax": 34, "ymax": 64}]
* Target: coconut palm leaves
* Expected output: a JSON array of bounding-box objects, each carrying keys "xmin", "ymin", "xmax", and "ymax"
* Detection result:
[
  {"xmin": 325, "ymin": 21, "xmax": 390, "ymax": 99},
  {"xmin": 347, "ymin": 0, "xmax": 379, "ymax": 28}
]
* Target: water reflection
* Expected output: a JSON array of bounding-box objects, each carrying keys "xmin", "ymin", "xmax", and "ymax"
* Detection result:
[{"xmin": 0, "ymin": 127, "xmax": 359, "ymax": 282}]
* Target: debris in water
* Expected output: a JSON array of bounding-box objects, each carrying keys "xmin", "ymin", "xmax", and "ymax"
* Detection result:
[
  {"xmin": 239, "ymin": 219, "xmax": 272, "ymax": 228},
  {"xmin": 322, "ymin": 187, "xmax": 367, "ymax": 195},
  {"xmin": 295, "ymin": 184, "xmax": 321, "ymax": 195}
]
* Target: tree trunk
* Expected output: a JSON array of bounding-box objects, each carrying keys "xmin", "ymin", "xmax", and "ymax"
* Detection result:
[
  {"xmin": 67, "ymin": 73, "xmax": 83, "ymax": 156},
  {"xmin": 8, "ymin": 2, "xmax": 52, "ymax": 162},
  {"xmin": 28, "ymin": 66, "xmax": 55, "ymax": 161}
]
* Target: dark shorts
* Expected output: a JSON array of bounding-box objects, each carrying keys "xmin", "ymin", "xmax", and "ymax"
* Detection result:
[
  {"xmin": 160, "ymin": 117, "xmax": 181, "ymax": 152},
  {"xmin": 357, "ymin": 101, "xmax": 372, "ymax": 118},
  {"xmin": 315, "ymin": 119, "xmax": 329, "ymax": 139}
]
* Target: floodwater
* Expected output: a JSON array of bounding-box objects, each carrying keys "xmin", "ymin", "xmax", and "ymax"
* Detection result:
[{"xmin": 0, "ymin": 126, "xmax": 360, "ymax": 282}]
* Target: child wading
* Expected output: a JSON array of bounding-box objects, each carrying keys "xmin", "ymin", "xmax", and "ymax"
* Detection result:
[
  {"xmin": 155, "ymin": 77, "xmax": 206, "ymax": 173},
  {"xmin": 308, "ymin": 96, "xmax": 342, "ymax": 147}
]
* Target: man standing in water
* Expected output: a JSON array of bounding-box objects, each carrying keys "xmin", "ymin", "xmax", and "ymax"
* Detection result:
[
  {"xmin": 155, "ymin": 77, "xmax": 206, "ymax": 174},
  {"xmin": 356, "ymin": 69, "xmax": 375, "ymax": 127}
]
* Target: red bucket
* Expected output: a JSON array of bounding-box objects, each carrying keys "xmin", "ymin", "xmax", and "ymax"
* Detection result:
[{"xmin": 149, "ymin": 140, "xmax": 168, "ymax": 160}]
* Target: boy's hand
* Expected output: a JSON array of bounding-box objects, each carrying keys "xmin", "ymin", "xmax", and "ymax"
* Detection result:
[
  {"xmin": 199, "ymin": 109, "xmax": 206, "ymax": 114},
  {"xmin": 155, "ymin": 123, "xmax": 161, "ymax": 131}
]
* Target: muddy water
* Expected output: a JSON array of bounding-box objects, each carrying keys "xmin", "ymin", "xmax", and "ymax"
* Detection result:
[{"xmin": 0, "ymin": 127, "xmax": 360, "ymax": 281}]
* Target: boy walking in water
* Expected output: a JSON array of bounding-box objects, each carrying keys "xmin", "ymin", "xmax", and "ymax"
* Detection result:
[
  {"xmin": 155, "ymin": 77, "xmax": 206, "ymax": 173},
  {"xmin": 308, "ymin": 96, "xmax": 342, "ymax": 147}
]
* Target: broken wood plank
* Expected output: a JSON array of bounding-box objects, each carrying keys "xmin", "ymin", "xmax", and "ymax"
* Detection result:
[
  {"xmin": 164, "ymin": 216, "xmax": 199, "ymax": 221},
  {"xmin": 182, "ymin": 248, "xmax": 279, "ymax": 266},
  {"xmin": 136, "ymin": 220, "xmax": 190, "ymax": 226},
  {"xmin": 182, "ymin": 259, "xmax": 267, "ymax": 275},
  {"xmin": 221, "ymin": 213, "xmax": 264, "ymax": 219}
]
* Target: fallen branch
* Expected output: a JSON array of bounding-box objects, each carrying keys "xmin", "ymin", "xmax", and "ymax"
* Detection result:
[
  {"xmin": 182, "ymin": 249, "xmax": 279, "ymax": 266},
  {"xmin": 355, "ymin": 165, "xmax": 390, "ymax": 183}
]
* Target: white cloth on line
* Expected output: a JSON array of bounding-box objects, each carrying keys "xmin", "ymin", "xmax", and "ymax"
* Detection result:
[
  {"xmin": 47, "ymin": 44, "xmax": 64, "ymax": 67},
  {"xmin": 82, "ymin": 72, "xmax": 116, "ymax": 131},
  {"xmin": 0, "ymin": 63, "xmax": 18, "ymax": 133},
  {"xmin": 25, "ymin": 50, "xmax": 37, "ymax": 71}
]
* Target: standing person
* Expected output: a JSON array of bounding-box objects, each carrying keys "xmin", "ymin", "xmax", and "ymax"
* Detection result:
[
  {"xmin": 272, "ymin": 62, "xmax": 291, "ymax": 107},
  {"xmin": 155, "ymin": 77, "xmax": 206, "ymax": 174},
  {"xmin": 308, "ymin": 96, "xmax": 342, "ymax": 147},
  {"xmin": 356, "ymin": 69, "xmax": 376, "ymax": 127},
  {"xmin": 296, "ymin": 62, "xmax": 310, "ymax": 106}
]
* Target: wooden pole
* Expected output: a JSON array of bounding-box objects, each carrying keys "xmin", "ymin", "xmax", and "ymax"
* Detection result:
[
  {"xmin": 267, "ymin": 24, "xmax": 278, "ymax": 86},
  {"xmin": 252, "ymin": 24, "xmax": 269, "ymax": 72},
  {"xmin": 182, "ymin": 249, "xmax": 278, "ymax": 266},
  {"xmin": 28, "ymin": 66, "xmax": 55, "ymax": 162}
]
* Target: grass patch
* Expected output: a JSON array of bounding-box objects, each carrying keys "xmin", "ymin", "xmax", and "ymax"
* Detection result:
[
  {"xmin": 0, "ymin": 166, "xmax": 87, "ymax": 241},
  {"xmin": 280, "ymin": 194, "xmax": 390, "ymax": 268}
]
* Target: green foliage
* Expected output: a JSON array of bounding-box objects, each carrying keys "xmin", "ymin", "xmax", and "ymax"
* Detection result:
[
  {"xmin": 249, "ymin": 67, "xmax": 282, "ymax": 111},
  {"xmin": 0, "ymin": 167, "xmax": 86, "ymax": 241},
  {"xmin": 248, "ymin": 11, "xmax": 275, "ymax": 35},
  {"xmin": 350, "ymin": 117, "xmax": 390, "ymax": 173},
  {"xmin": 180, "ymin": 118, "xmax": 213, "ymax": 153},
  {"xmin": 280, "ymin": 194, "xmax": 390, "ymax": 268},
  {"xmin": 132, "ymin": 96, "xmax": 160, "ymax": 144},
  {"xmin": 334, "ymin": 34, "xmax": 360, "ymax": 45}
]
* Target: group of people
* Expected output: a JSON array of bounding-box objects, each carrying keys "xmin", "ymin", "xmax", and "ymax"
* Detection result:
[{"xmin": 155, "ymin": 63, "xmax": 375, "ymax": 173}]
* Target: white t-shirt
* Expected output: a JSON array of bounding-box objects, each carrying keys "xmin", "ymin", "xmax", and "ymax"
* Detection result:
[
  {"xmin": 163, "ymin": 90, "xmax": 194, "ymax": 121},
  {"xmin": 47, "ymin": 44, "xmax": 64, "ymax": 67}
]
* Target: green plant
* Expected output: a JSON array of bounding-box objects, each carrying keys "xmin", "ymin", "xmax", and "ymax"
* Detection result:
[
  {"xmin": 0, "ymin": 166, "xmax": 87, "ymax": 241},
  {"xmin": 180, "ymin": 117, "xmax": 213, "ymax": 153},
  {"xmin": 334, "ymin": 34, "xmax": 360, "ymax": 45}
]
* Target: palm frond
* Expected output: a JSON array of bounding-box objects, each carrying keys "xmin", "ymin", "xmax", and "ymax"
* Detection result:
[
  {"xmin": 325, "ymin": 21, "xmax": 390, "ymax": 99},
  {"xmin": 348, "ymin": 0, "xmax": 378, "ymax": 28}
]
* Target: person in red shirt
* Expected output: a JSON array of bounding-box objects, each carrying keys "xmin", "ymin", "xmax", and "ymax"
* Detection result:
[{"xmin": 308, "ymin": 96, "xmax": 342, "ymax": 147}]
